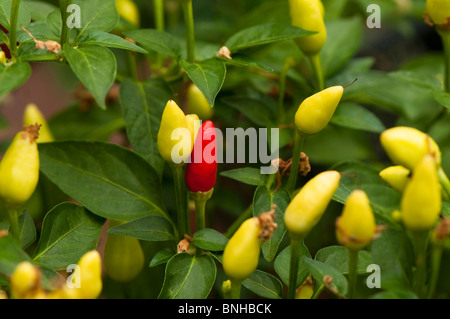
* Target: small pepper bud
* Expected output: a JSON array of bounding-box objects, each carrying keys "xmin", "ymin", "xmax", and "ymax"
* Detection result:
[
  {"xmin": 10, "ymin": 261, "xmax": 41, "ymax": 299},
  {"xmin": 223, "ymin": 209, "xmax": 277, "ymax": 282},
  {"xmin": 186, "ymin": 83, "xmax": 214, "ymax": 120},
  {"xmin": 336, "ymin": 190, "xmax": 376, "ymax": 251},
  {"xmin": 289, "ymin": 0, "xmax": 327, "ymax": 55},
  {"xmin": 185, "ymin": 120, "xmax": 217, "ymax": 193},
  {"xmin": 284, "ymin": 171, "xmax": 341, "ymax": 240},
  {"xmin": 157, "ymin": 100, "xmax": 198, "ymax": 165},
  {"xmin": 104, "ymin": 220, "xmax": 145, "ymax": 283},
  {"xmin": 0, "ymin": 125, "xmax": 40, "ymax": 208},
  {"xmin": 380, "ymin": 126, "xmax": 441, "ymax": 170},
  {"xmin": 426, "ymin": 0, "xmax": 450, "ymax": 27},
  {"xmin": 23, "ymin": 103, "xmax": 54, "ymax": 143},
  {"xmin": 379, "ymin": 165, "xmax": 410, "ymax": 193},
  {"xmin": 63, "ymin": 250, "xmax": 103, "ymax": 299},
  {"xmin": 294, "ymin": 86, "xmax": 344, "ymax": 135},
  {"xmin": 401, "ymin": 155, "xmax": 441, "ymax": 232}
]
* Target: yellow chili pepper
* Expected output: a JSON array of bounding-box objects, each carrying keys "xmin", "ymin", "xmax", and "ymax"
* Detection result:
[
  {"xmin": 380, "ymin": 126, "xmax": 441, "ymax": 170},
  {"xmin": 295, "ymin": 276, "xmax": 314, "ymax": 299},
  {"xmin": 336, "ymin": 190, "xmax": 376, "ymax": 251},
  {"xmin": 379, "ymin": 165, "xmax": 410, "ymax": 193},
  {"xmin": 104, "ymin": 220, "xmax": 145, "ymax": 283},
  {"xmin": 426, "ymin": 0, "xmax": 450, "ymax": 25},
  {"xmin": 289, "ymin": 0, "xmax": 327, "ymax": 55},
  {"xmin": 0, "ymin": 125, "xmax": 40, "ymax": 208},
  {"xmin": 222, "ymin": 217, "xmax": 261, "ymax": 282},
  {"xmin": 10, "ymin": 261, "xmax": 41, "ymax": 299},
  {"xmin": 63, "ymin": 250, "xmax": 103, "ymax": 299},
  {"xmin": 186, "ymin": 83, "xmax": 214, "ymax": 120},
  {"xmin": 23, "ymin": 103, "xmax": 54, "ymax": 143},
  {"xmin": 157, "ymin": 100, "xmax": 198, "ymax": 165},
  {"xmin": 285, "ymin": 171, "xmax": 341, "ymax": 239},
  {"xmin": 294, "ymin": 86, "xmax": 344, "ymax": 135},
  {"xmin": 401, "ymin": 155, "xmax": 441, "ymax": 232},
  {"xmin": 116, "ymin": 0, "xmax": 140, "ymax": 27},
  {"xmin": 0, "ymin": 51, "xmax": 5, "ymax": 64}
]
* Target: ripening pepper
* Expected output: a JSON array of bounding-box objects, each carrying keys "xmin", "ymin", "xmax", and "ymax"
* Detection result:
[
  {"xmin": 0, "ymin": 125, "xmax": 40, "ymax": 208},
  {"xmin": 284, "ymin": 171, "xmax": 341, "ymax": 240},
  {"xmin": 294, "ymin": 86, "xmax": 344, "ymax": 135},
  {"xmin": 10, "ymin": 262, "xmax": 41, "ymax": 299},
  {"xmin": 186, "ymin": 83, "xmax": 214, "ymax": 120},
  {"xmin": 0, "ymin": 51, "xmax": 5, "ymax": 64},
  {"xmin": 116, "ymin": 0, "xmax": 140, "ymax": 27},
  {"xmin": 380, "ymin": 126, "xmax": 441, "ymax": 170},
  {"xmin": 185, "ymin": 120, "xmax": 217, "ymax": 193},
  {"xmin": 23, "ymin": 103, "xmax": 54, "ymax": 143},
  {"xmin": 157, "ymin": 100, "xmax": 199, "ymax": 165},
  {"xmin": 289, "ymin": 0, "xmax": 327, "ymax": 55},
  {"xmin": 401, "ymin": 155, "xmax": 441, "ymax": 232},
  {"xmin": 336, "ymin": 190, "xmax": 376, "ymax": 251},
  {"xmin": 62, "ymin": 250, "xmax": 102, "ymax": 299},
  {"xmin": 426, "ymin": 0, "xmax": 450, "ymax": 25},
  {"xmin": 222, "ymin": 217, "xmax": 262, "ymax": 282},
  {"xmin": 379, "ymin": 165, "xmax": 410, "ymax": 193},
  {"xmin": 104, "ymin": 220, "xmax": 145, "ymax": 283}
]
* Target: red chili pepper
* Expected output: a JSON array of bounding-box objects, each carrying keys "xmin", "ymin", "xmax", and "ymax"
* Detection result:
[{"xmin": 185, "ymin": 120, "xmax": 217, "ymax": 193}]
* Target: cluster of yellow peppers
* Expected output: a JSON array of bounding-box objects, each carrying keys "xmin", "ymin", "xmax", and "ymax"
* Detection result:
[{"xmin": 4, "ymin": 250, "xmax": 102, "ymax": 299}]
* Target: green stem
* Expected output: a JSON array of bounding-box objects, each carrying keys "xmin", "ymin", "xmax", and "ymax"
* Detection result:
[
  {"xmin": 181, "ymin": 0, "xmax": 195, "ymax": 63},
  {"xmin": 288, "ymin": 237, "xmax": 302, "ymax": 299},
  {"xmin": 230, "ymin": 279, "xmax": 242, "ymax": 299},
  {"xmin": 438, "ymin": 167, "xmax": 450, "ymax": 201},
  {"xmin": 286, "ymin": 131, "xmax": 305, "ymax": 194},
  {"xmin": 59, "ymin": 0, "xmax": 72, "ymax": 45},
  {"xmin": 439, "ymin": 30, "xmax": 450, "ymax": 93},
  {"xmin": 278, "ymin": 57, "xmax": 295, "ymax": 123},
  {"xmin": 312, "ymin": 285, "xmax": 325, "ymax": 299},
  {"xmin": 9, "ymin": 0, "xmax": 21, "ymax": 57},
  {"xmin": 171, "ymin": 164, "xmax": 189, "ymax": 238},
  {"xmin": 194, "ymin": 198, "xmax": 206, "ymax": 231},
  {"xmin": 347, "ymin": 249, "xmax": 358, "ymax": 299},
  {"xmin": 427, "ymin": 243, "xmax": 443, "ymax": 299},
  {"xmin": 224, "ymin": 204, "xmax": 252, "ymax": 238},
  {"xmin": 153, "ymin": 0, "xmax": 165, "ymax": 31},
  {"xmin": 307, "ymin": 53, "xmax": 325, "ymax": 92},
  {"xmin": 7, "ymin": 208, "xmax": 20, "ymax": 242},
  {"xmin": 412, "ymin": 230, "xmax": 429, "ymax": 298}
]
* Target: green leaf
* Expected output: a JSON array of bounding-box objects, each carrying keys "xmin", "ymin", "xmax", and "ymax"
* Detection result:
[
  {"xmin": 193, "ymin": 228, "xmax": 229, "ymax": 251},
  {"xmin": 180, "ymin": 58, "xmax": 226, "ymax": 107},
  {"xmin": 24, "ymin": 0, "xmax": 56, "ymax": 22},
  {"xmin": 17, "ymin": 42, "xmax": 60, "ymax": 62},
  {"xmin": 0, "ymin": 235, "xmax": 32, "ymax": 276},
  {"xmin": 158, "ymin": 253, "xmax": 216, "ymax": 299},
  {"xmin": 243, "ymin": 269, "xmax": 283, "ymax": 299},
  {"xmin": 48, "ymin": 104, "xmax": 125, "ymax": 141},
  {"xmin": 72, "ymin": 0, "xmax": 119, "ymax": 40},
  {"xmin": 321, "ymin": 17, "xmax": 362, "ymax": 77},
  {"xmin": 107, "ymin": 216, "xmax": 175, "ymax": 242},
  {"xmin": 120, "ymin": 78, "xmax": 172, "ymax": 178},
  {"xmin": 32, "ymin": 202, "xmax": 105, "ymax": 270},
  {"xmin": 65, "ymin": 45, "xmax": 117, "ymax": 109},
  {"xmin": 220, "ymin": 96, "xmax": 274, "ymax": 127},
  {"xmin": 79, "ymin": 31, "xmax": 148, "ymax": 54},
  {"xmin": 225, "ymin": 23, "xmax": 314, "ymax": 52},
  {"xmin": 315, "ymin": 245, "xmax": 374, "ymax": 275},
  {"xmin": 330, "ymin": 103, "xmax": 386, "ymax": 133},
  {"xmin": 443, "ymin": 202, "xmax": 450, "ymax": 218},
  {"xmin": 149, "ymin": 248, "xmax": 175, "ymax": 268},
  {"xmin": 0, "ymin": 62, "xmax": 32, "ymax": 99},
  {"xmin": 18, "ymin": 210, "xmax": 36, "ymax": 250},
  {"xmin": 274, "ymin": 242, "xmax": 311, "ymax": 287},
  {"xmin": 371, "ymin": 228, "xmax": 414, "ymax": 290},
  {"xmin": 370, "ymin": 289, "xmax": 418, "ymax": 299},
  {"xmin": 0, "ymin": 0, "xmax": 31, "ymax": 31},
  {"xmin": 432, "ymin": 89, "xmax": 450, "ymax": 110},
  {"xmin": 124, "ymin": 29, "xmax": 182, "ymax": 58},
  {"xmin": 17, "ymin": 21, "xmax": 58, "ymax": 42},
  {"xmin": 38, "ymin": 141, "xmax": 169, "ymax": 222},
  {"xmin": 253, "ymin": 186, "xmax": 290, "ymax": 262},
  {"xmin": 303, "ymin": 257, "xmax": 348, "ymax": 297},
  {"xmin": 220, "ymin": 167, "xmax": 267, "ymax": 186},
  {"xmin": 218, "ymin": 53, "xmax": 275, "ymax": 73}
]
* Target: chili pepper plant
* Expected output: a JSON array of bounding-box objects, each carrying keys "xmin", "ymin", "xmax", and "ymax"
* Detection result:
[{"xmin": 0, "ymin": 0, "xmax": 450, "ymax": 300}]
